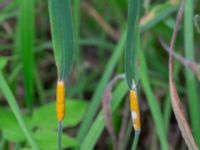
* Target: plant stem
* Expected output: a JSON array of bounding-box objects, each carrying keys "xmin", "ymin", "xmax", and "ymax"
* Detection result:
[
  {"xmin": 58, "ymin": 121, "xmax": 63, "ymax": 150},
  {"xmin": 131, "ymin": 130, "xmax": 140, "ymax": 150}
]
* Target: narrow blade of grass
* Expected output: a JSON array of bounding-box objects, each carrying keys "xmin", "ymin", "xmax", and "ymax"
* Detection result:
[
  {"xmin": 77, "ymin": 31, "xmax": 126, "ymax": 141},
  {"xmin": 139, "ymin": 51, "xmax": 168, "ymax": 150},
  {"xmin": 79, "ymin": 81, "xmax": 128, "ymax": 150},
  {"xmin": 18, "ymin": 0, "xmax": 35, "ymax": 109},
  {"xmin": 0, "ymin": 71, "xmax": 38, "ymax": 150},
  {"xmin": 184, "ymin": 0, "xmax": 200, "ymax": 146}
]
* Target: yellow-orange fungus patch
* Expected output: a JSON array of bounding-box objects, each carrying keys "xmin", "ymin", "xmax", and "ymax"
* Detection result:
[
  {"xmin": 56, "ymin": 81, "xmax": 65, "ymax": 122},
  {"xmin": 130, "ymin": 90, "xmax": 141, "ymax": 130}
]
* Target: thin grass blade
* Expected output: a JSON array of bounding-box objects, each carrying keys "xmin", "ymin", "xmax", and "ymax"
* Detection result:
[
  {"xmin": 77, "ymin": 31, "xmax": 126, "ymax": 141},
  {"xmin": 139, "ymin": 51, "xmax": 168, "ymax": 149},
  {"xmin": 184, "ymin": 0, "xmax": 200, "ymax": 146},
  {"xmin": 0, "ymin": 71, "xmax": 38, "ymax": 150},
  {"xmin": 79, "ymin": 81, "xmax": 128, "ymax": 150},
  {"xmin": 18, "ymin": 0, "xmax": 35, "ymax": 110}
]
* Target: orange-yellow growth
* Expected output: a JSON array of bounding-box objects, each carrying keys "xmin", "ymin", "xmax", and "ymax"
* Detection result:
[
  {"xmin": 130, "ymin": 90, "xmax": 141, "ymax": 130},
  {"xmin": 56, "ymin": 81, "xmax": 65, "ymax": 122}
]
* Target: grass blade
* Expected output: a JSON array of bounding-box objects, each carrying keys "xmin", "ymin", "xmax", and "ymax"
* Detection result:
[
  {"xmin": 79, "ymin": 81, "xmax": 128, "ymax": 150},
  {"xmin": 168, "ymin": 0, "xmax": 198, "ymax": 149},
  {"xmin": 139, "ymin": 51, "xmax": 168, "ymax": 149},
  {"xmin": 184, "ymin": 0, "xmax": 200, "ymax": 146},
  {"xmin": 48, "ymin": 0, "xmax": 74, "ymax": 81},
  {"xmin": 77, "ymin": 1, "xmax": 178, "ymax": 144},
  {"xmin": 48, "ymin": 0, "xmax": 74, "ymax": 149},
  {"xmin": 18, "ymin": 0, "xmax": 35, "ymax": 110},
  {"xmin": 77, "ymin": 31, "xmax": 126, "ymax": 141},
  {"xmin": 0, "ymin": 71, "xmax": 38, "ymax": 150},
  {"xmin": 140, "ymin": 1, "xmax": 179, "ymax": 32},
  {"xmin": 125, "ymin": 0, "xmax": 140, "ymax": 88}
]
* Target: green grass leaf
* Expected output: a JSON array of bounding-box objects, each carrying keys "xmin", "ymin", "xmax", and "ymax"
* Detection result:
[
  {"xmin": 77, "ymin": 31, "xmax": 126, "ymax": 141},
  {"xmin": 184, "ymin": 0, "xmax": 200, "ymax": 146},
  {"xmin": 125, "ymin": 0, "xmax": 140, "ymax": 89},
  {"xmin": 139, "ymin": 51, "xmax": 168, "ymax": 150},
  {"xmin": 0, "ymin": 108, "xmax": 27, "ymax": 142},
  {"xmin": 18, "ymin": 0, "xmax": 35, "ymax": 109},
  {"xmin": 79, "ymin": 81, "xmax": 128, "ymax": 150},
  {"xmin": 0, "ymin": 72, "xmax": 38, "ymax": 149},
  {"xmin": 140, "ymin": 1, "xmax": 179, "ymax": 32},
  {"xmin": 48, "ymin": 0, "xmax": 74, "ymax": 81},
  {"xmin": 0, "ymin": 57, "xmax": 7, "ymax": 70}
]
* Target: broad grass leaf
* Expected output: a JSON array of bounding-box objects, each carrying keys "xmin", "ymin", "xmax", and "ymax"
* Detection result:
[
  {"xmin": 125, "ymin": 0, "xmax": 140, "ymax": 89},
  {"xmin": 31, "ymin": 100, "xmax": 88, "ymax": 129},
  {"xmin": 48, "ymin": 0, "xmax": 74, "ymax": 80},
  {"xmin": 34, "ymin": 130, "xmax": 78, "ymax": 150},
  {"xmin": 0, "ymin": 108, "xmax": 31, "ymax": 142}
]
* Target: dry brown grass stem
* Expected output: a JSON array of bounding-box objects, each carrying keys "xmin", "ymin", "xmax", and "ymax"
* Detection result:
[{"xmin": 168, "ymin": 0, "xmax": 198, "ymax": 149}]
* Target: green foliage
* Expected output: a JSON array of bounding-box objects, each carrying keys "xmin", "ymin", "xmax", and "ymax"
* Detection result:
[
  {"xmin": 0, "ymin": 72, "xmax": 38, "ymax": 149},
  {"xmin": 125, "ymin": 0, "xmax": 140, "ymax": 89},
  {"xmin": 34, "ymin": 130, "xmax": 78, "ymax": 150},
  {"xmin": 77, "ymin": 32, "xmax": 126, "ymax": 141},
  {"xmin": 141, "ymin": 1, "xmax": 179, "ymax": 31},
  {"xmin": 79, "ymin": 81, "xmax": 128, "ymax": 150},
  {"xmin": 139, "ymin": 51, "xmax": 168, "ymax": 150},
  {"xmin": 0, "ymin": 100, "xmax": 88, "ymax": 149},
  {"xmin": 184, "ymin": 0, "xmax": 200, "ymax": 146},
  {"xmin": 0, "ymin": 57, "xmax": 7, "ymax": 70},
  {"xmin": 0, "ymin": 0, "xmax": 200, "ymax": 149},
  {"xmin": 48, "ymin": 0, "xmax": 74, "ymax": 81},
  {"xmin": 32, "ymin": 100, "xmax": 88, "ymax": 129},
  {"xmin": 18, "ymin": 0, "xmax": 35, "ymax": 109}
]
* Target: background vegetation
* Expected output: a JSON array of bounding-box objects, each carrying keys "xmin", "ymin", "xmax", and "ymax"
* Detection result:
[{"xmin": 0, "ymin": 0, "xmax": 200, "ymax": 149}]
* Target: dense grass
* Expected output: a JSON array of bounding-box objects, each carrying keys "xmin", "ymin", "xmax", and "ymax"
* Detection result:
[{"xmin": 0, "ymin": 0, "xmax": 200, "ymax": 149}]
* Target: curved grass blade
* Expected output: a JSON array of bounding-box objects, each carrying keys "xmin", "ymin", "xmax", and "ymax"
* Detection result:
[
  {"xmin": 168, "ymin": 0, "xmax": 198, "ymax": 149},
  {"xmin": 0, "ymin": 71, "xmax": 38, "ymax": 150},
  {"xmin": 125, "ymin": 0, "xmax": 140, "ymax": 89},
  {"xmin": 48, "ymin": 0, "xmax": 74, "ymax": 81}
]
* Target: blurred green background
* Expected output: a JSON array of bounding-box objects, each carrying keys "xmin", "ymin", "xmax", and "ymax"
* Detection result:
[{"xmin": 0, "ymin": 0, "xmax": 200, "ymax": 149}]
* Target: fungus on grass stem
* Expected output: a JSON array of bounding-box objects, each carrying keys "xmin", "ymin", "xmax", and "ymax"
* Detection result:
[
  {"xmin": 48, "ymin": 0, "xmax": 74, "ymax": 149},
  {"xmin": 129, "ymin": 84, "xmax": 141, "ymax": 150}
]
